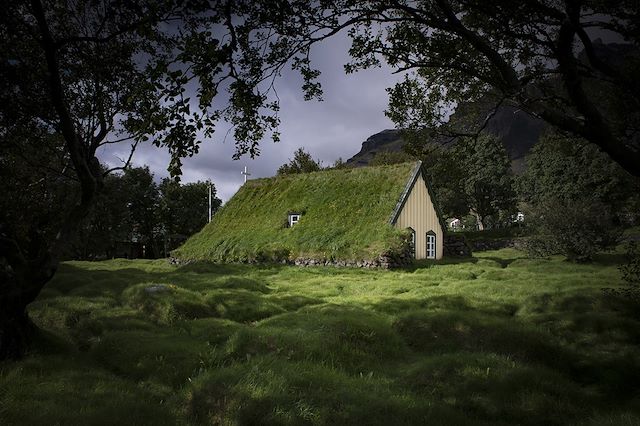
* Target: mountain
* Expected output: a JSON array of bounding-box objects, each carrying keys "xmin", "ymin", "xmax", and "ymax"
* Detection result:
[
  {"xmin": 346, "ymin": 106, "xmax": 546, "ymax": 173},
  {"xmin": 346, "ymin": 41, "xmax": 637, "ymax": 172},
  {"xmin": 482, "ymin": 105, "xmax": 547, "ymax": 172},
  {"xmin": 345, "ymin": 129, "xmax": 405, "ymax": 167}
]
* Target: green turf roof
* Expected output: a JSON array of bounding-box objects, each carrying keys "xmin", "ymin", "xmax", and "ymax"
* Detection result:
[{"xmin": 173, "ymin": 162, "xmax": 418, "ymax": 262}]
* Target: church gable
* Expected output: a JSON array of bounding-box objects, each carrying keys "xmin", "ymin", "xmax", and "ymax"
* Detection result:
[{"xmin": 390, "ymin": 163, "xmax": 445, "ymax": 260}]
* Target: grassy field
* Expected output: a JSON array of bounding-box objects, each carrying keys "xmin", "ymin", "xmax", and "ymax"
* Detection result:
[{"xmin": 1, "ymin": 249, "xmax": 639, "ymax": 425}]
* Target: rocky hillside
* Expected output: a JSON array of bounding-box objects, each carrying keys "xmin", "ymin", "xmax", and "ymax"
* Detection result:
[
  {"xmin": 345, "ymin": 41, "xmax": 634, "ymax": 172},
  {"xmin": 345, "ymin": 129, "xmax": 405, "ymax": 167},
  {"xmin": 346, "ymin": 106, "xmax": 546, "ymax": 173}
]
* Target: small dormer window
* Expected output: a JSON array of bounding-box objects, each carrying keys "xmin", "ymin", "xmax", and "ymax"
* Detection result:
[{"xmin": 288, "ymin": 213, "xmax": 301, "ymax": 227}]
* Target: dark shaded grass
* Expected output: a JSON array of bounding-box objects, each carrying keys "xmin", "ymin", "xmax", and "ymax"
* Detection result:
[
  {"xmin": 184, "ymin": 356, "xmax": 484, "ymax": 426},
  {"xmin": 219, "ymin": 304, "xmax": 409, "ymax": 372},
  {"xmin": 393, "ymin": 309, "xmax": 577, "ymax": 372},
  {"xmin": 401, "ymin": 353, "xmax": 591, "ymax": 426},
  {"xmin": 91, "ymin": 330, "xmax": 214, "ymax": 388},
  {"xmin": 0, "ymin": 354, "xmax": 176, "ymax": 426}
]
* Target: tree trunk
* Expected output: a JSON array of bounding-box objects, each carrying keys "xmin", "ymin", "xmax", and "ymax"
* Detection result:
[
  {"xmin": 0, "ymin": 0, "xmax": 104, "ymax": 361},
  {"xmin": 471, "ymin": 211, "xmax": 485, "ymax": 231},
  {"xmin": 0, "ymin": 298, "xmax": 37, "ymax": 360},
  {"xmin": 0, "ymin": 227, "xmax": 58, "ymax": 360}
]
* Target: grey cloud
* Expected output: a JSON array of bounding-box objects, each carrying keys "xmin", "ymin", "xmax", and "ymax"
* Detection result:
[{"xmin": 98, "ymin": 32, "xmax": 401, "ymax": 203}]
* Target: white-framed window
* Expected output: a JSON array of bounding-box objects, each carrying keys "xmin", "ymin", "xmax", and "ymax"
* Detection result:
[
  {"xmin": 426, "ymin": 232, "xmax": 436, "ymax": 259},
  {"xmin": 407, "ymin": 227, "xmax": 416, "ymax": 258},
  {"xmin": 288, "ymin": 213, "xmax": 301, "ymax": 227}
]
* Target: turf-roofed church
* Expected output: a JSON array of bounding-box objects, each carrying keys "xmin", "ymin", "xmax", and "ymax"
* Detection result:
[{"xmin": 174, "ymin": 162, "xmax": 446, "ymax": 267}]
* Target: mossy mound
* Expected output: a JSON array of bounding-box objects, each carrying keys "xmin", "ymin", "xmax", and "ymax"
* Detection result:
[{"xmin": 173, "ymin": 163, "xmax": 416, "ymax": 263}]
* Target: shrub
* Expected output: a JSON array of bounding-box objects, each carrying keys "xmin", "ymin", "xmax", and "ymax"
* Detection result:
[
  {"xmin": 610, "ymin": 241, "xmax": 640, "ymax": 301},
  {"xmin": 620, "ymin": 241, "xmax": 640, "ymax": 287},
  {"xmin": 523, "ymin": 197, "xmax": 621, "ymax": 262}
]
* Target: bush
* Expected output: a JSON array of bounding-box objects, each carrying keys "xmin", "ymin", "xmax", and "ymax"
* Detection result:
[
  {"xmin": 523, "ymin": 197, "xmax": 621, "ymax": 262},
  {"xmin": 620, "ymin": 241, "xmax": 640, "ymax": 287}
]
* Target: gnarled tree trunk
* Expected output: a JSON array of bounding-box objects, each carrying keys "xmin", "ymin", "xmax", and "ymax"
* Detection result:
[
  {"xmin": 0, "ymin": 0, "xmax": 104, "ymax": 360},
  {"xmin": 0, "ymin": 230, "xmax": 56, "ymax": 359}
]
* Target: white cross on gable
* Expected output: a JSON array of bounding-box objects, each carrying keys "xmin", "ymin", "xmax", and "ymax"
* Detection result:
[{"xmin": 241, "ymin": 165, "xmax": 251, "ymax": 183}]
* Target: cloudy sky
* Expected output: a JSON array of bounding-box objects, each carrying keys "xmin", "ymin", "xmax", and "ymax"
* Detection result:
[{"xmin": 98, "ymin": 34, "xmax": 401, "ymax": 203}]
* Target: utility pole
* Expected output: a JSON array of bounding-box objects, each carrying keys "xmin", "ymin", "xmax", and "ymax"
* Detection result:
[
  {"xmin": 241, "ymin": 165, "xmax": 251, "ymax": 183},
  {"xmin": 208, "ymin": 182, "xmax": 212, "ymax": 223}
]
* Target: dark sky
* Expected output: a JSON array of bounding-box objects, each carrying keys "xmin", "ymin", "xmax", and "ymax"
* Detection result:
[
  {"xmin": 95, "ymin": 18, "xmax": 625, "ymax": 203},
  {"xmin": 98, "ymin": 33, "xmax": 401, "ymax": 202}
]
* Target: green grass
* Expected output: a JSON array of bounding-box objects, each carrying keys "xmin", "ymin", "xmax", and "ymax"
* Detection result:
[
  {"xmin": 1, "ymin": 250, "xmax": 640, "ymax": 425},
  {"xmin": 174, "ymin": 163, "xmax": 416, "ymax": 262}
]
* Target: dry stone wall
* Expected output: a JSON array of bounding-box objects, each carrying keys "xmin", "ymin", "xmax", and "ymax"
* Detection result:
[{"xmin": 443, "ymin": 234, "xmax": 473, "ymax": 257}]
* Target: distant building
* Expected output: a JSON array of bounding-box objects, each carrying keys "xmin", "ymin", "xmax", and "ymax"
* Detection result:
[
  {"xmin": 449, "ymin": 218, "xmax": 463, "ymax": 230},
  {"xmin": 514, "ymin": 212, "xmax": 525, "ymax": 223}
]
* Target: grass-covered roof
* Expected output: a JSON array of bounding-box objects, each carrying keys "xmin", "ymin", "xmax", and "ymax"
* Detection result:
[{"xmin": 174, "ymin": 162, "xmax": 417, "ymax": 262}]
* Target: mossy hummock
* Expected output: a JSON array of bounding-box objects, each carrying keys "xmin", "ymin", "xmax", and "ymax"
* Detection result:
[{"xmin": 174, "ymin": 163, "xmax": 422, "ymax": 264}]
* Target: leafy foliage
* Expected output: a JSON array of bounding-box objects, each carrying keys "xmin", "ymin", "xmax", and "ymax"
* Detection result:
[
  {"xmin": 518, "ymin": 131, "xmax": 637, "ymax": 261},
  {"xmin": 406, "ymin": 134, "xmax": 516, "ymax": 229},
  {"xmin": 0, "ymin": 134, "xmax": 77, "ymax": 249},
  {"xmin": 522, "ymin": 197, "xmax": 621, "ymax": 262},
  {"xmin": 276, "ymin": 148, "xmax": 323, "ymax": 175},
  {"xmin": 159, "ymin": 178, "xmax": 220, "ymax": 251},
  {"xmin": 67, "ymin": 167, "xmax": 220, "ymax": 259},
  {"xmin": 518, "ymin": 132, "xmax": 639, "ymax": 212},
  {"xmin": 453, "ymin": 134, "xmax": 516, "ymax": 229},
  {"xmin": 369, "ymin": 150, "xmax": 414, "ymax": 166},
  {"xmin": 366, "ymin": 1, "xmax": 640, "ymax": 176},
  {"xmin": 620, "ymin": 241, "xmax": 640, "ymax": 288}
]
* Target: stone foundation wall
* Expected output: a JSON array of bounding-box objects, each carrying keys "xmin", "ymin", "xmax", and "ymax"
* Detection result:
[
  {"xmin": 443, "ymin": 234, "xmax": 473, "ymax": 257},
  {"xmin": 292, "ymin": 251, "xmax": 412, "ymax": 269},
  {"xmin": 170, "ymin": 246, "xmax": 414, "ymax": 269},
  {"xmin": 468, "ymin": 238, "xmax": 525, "ymax": 251}
]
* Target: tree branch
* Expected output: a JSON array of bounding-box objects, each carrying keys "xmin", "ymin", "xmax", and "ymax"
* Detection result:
[{"xmin": 30, "ymin": 0, "xmax": 101, "ymax": 255}]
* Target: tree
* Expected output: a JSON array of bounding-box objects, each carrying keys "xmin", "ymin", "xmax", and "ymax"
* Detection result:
[
  {"xmin": 120, "ymin": 167, "xmax": 162, "ymax": 258},
  {"xmin": 376, "ymin": 1, "xmax": 640, "ymax": 177},
  {"xmin": 405, "ymin": 134, "xmax": 515, "ymax": 229},
  {"xmin": 404, "ymin": 140, "xmax": 470, "ymax": 220},
  {"xmin": 67, "ymin": 170, "xmax": 130, "ymax": 260},
  {"xmin": 453, "ymin": 134, "xmax": 516, "ymax": 230},
  {"xmin": 277, "ymin": 148, "xmax": 323, "ymax": 175},
  {"xmin": 70, "ymin": 170, "xmax": 220, "ymax": 260},
  {"xmin": 159, "ymin": 178, "xmax": 221, "ymax": 254},
  {"xmin": 1, "ymin": 0, "xmax": 199, "ymax": 358},
  {"xmin": 221, "ymin": 1, "xmax": 639, "ymax": 176},
  {"xmin": 0, "ymin": 0, "xmax": 321, "ymax": 359},
  {"xmin": 518, "ymin": 131, "xmax": 637, "ymax": 261},
  {"xmin": 522, "ymin": 196, "xmax": 621, "ymax": 262},
  {"xmin": 518, "ymin": 131, "xmax": 640, "ymax": 217}
]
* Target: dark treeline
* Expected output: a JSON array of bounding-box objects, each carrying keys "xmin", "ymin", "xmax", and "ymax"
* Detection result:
[{"xmin": 70, "ymin": 167, "xmax": 221, "ymax": 260}]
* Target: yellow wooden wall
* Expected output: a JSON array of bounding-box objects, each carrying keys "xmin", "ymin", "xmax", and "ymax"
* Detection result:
[{"xmin": 394, "ymin": 173, "xmax": 444, "ymax": 259}]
